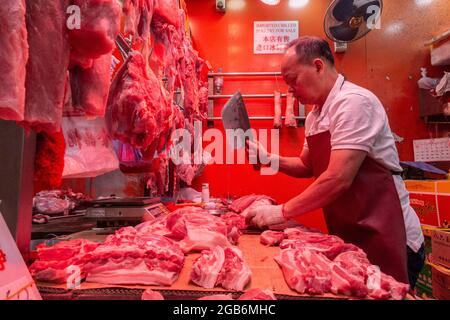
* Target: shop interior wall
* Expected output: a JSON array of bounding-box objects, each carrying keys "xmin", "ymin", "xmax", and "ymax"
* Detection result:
[{"xmin": 185, "ymin": 0, "xmax": 450, "ymax": 231}]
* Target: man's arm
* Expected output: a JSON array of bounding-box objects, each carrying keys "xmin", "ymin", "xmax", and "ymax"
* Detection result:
[
  {"xmin": 282, "ymin": 149, "xmax": 367, "ymax": 219},
  {"xmin": 275, "ymin": 148, "xmax": 313, "ymax": 178},
  {"xmin": 247, "ymin": 140, "xmax": 313, "ymax": 178}
]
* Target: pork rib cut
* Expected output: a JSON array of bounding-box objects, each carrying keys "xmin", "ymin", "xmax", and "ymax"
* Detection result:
[{"xmin": 191, "ymin": 246, "xmax": 251, "ymax": 291}]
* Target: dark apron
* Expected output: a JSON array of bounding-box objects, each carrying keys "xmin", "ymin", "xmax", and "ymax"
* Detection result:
[{"xmin": 306, "ymin": 130, "xmax": 408, "ymax": 284}]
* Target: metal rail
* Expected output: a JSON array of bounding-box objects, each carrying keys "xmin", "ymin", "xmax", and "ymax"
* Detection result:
[
  {"xmin": 209, "ymin": 93, "xmax": 287, "ymax": 99},
  {"xmin": 208, "ymin": 72, "xmax": 282, "ymax": 77},
  {"xmin": 208, "ymin": 116, "xmax": 306, "ymax": 121}
]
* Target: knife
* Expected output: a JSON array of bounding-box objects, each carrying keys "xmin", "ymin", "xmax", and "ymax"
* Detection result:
[{"xmin": 221, "ymin": 91, "xmax": 261, "ymax": 170}]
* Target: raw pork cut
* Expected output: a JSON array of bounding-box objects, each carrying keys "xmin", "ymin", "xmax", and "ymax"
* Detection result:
[
  {"xmin": 221, "ymin": 212, "xmax": 248, "ymax": 245},
  {"xmin": 106, "ymin": 52, "xmax": 174, "ymax": 150},
  {"xmin": 260, "ymin": 230, "xmax": 285, "ymax": 246},
  {"xmin": 123, "ymin": 0, "xmax": 154, "ymax": 38},
  {"xmin": 191, "ymin": 246, "xmax": 251, "ymax": 291},
  {"xmin": 70, "ymin": 54, "xmax": 112, "ymax": 117},
  {"xmin": 190, "ymin": 246, "xmax": 225, "ymax": 289},
  {"xmin": 280, "ymin": 228, "xmax": 362, "ymax": 260},
  {"xmin": 23, "ymin": 0, "xmax": 70, "ymax": 132},
  {"xmin": 238, "ymin": 288, "xmax": 277, "ymax": 300},
  {"xmin": 230, "ymin": 195, "xmax": 276, "ymax": 214},
  {"xmin": 229, "ymin": 194, "xmax": 277, "ymax": 221},
  {"xmin": 136, "ymin": 207, "xmax": 234, "ymax": 253},
  {"xmin": 0, "ymin": 0, "xmax": 28, "ymax": 121},
  {"xmin": 274, "ymin": 246, "xmax": 410, "ymax": 299},
  {"xmin": 69, "ymin": 0, "xmax": 121, "ymax": 64},
  {"xmin": 84, "ymin": 227, "xmax": 185, "ymax": 286},
  {"xmin": 274, "ymin": 248, "xmax": 333, "ymax": 295},
  {"xmin": 29, "ymin": 239, "xmax": 100, "ymax": 283},
  {"xmin": 153, "ymin": 0, "xmax": 180, "ymax": 27},
  {"xmin": 273, "ymin": 91, "xmax": 282, "ymax": 129},
  {"xmin": 284, "ymin": 92, "xmax": 297, "ymax": 128},
  {"xmin": 332, "ymin": 251, "xmax": 409, "ymax": 300},
  {"xmin": 141, "ymin": 289, "xmax": 165, "ymax": 300}
]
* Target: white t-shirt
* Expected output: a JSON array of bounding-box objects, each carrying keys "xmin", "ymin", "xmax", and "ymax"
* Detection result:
[{"xmin": 304, "ymin": 74, "xmax": 424, "ymax": 252}]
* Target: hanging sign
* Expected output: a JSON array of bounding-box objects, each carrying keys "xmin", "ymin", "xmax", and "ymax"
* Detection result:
[
  {"xmin": 254, "ymin": 21, "xmax": 299, "ymax": 54},
  {"xmin": 0, "ymin": 212, "xmax": 41, "ymax": 300}
]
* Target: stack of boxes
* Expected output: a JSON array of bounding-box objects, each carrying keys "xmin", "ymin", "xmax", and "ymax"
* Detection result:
[
  {"xmin": 406, "ymin": 180, "xmax": 450, "ymax": 299},
  {"xmin": 431, "ymin": 229, "xmax": 450, "ymax": 300}
]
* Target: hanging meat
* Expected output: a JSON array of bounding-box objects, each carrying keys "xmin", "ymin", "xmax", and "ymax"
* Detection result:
[
  {"xmin": 70, "ymin": 53, "xmax": 113, "ymax": 117},
  {"xmin": 123, "ymin": 0, "xmax": 154, "ymax": 39},
  {"xmin": 22, "ymin": 0, "xmax": 71, "ymax": 133},
  {"xmin": 285, "ymin": 91, "xmax": 297, "ymax": 127},
  {"xmin": 106, "ymin": 51, "xmax": 174, "ymax": 150},
  {"xmin": 273, "ymin": 91, "xmax": 282, "ymax": 128},
  {"xmin": 69, "ymin": 0, "xmax": 121, "ymax": 66},
  {"xmin": 153, "ymin": 0, "xmax": 180, "ymax": 27},
  {"xmin": 0, "ymin": 0, "xmax": 28, "ymax": 121}
]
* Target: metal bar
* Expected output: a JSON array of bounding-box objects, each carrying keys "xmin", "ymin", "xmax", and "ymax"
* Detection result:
[
  {"xmin": 208, "ymin": 72, "xmax": 282, "ymax": 77},
  {"xmin": 208, "ymin": 116, "xmax": 306, "ymax": 121},
  {"xmin": 209, "ymin": 93, "xmax": 287, "ymax": 99}
]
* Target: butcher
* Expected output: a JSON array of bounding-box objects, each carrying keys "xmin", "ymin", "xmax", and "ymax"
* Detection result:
[{"xmin": 247, "ymin": 36, "xmax": 424, "ymax": 287}]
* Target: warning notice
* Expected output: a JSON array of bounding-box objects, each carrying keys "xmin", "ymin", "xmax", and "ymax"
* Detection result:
[{"xmin": 254, "ymin": 21, "xmax": 299, "ymax": 54}]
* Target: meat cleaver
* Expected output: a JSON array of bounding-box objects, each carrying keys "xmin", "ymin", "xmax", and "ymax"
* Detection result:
[{"xmin": 221, "ymin": 91, "xmax": 260, "ymax": 170}]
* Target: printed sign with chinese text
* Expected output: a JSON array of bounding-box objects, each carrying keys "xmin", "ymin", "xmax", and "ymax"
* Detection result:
[{"xmin": 254, "ymin": 21, "xmax": 299, "ymax": 54}]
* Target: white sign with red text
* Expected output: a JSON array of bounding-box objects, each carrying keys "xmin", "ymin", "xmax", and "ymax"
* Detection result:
[
  {"xmin": 254, "ymin": 21, "xmax": 299, "ymax": 54},
  {"xmin": 0, "ymin": 212, "xmax": 41, "ymax": 300}
]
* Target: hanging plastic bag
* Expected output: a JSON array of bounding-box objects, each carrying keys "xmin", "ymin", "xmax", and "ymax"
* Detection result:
[{"xmin": 62, "ymin": 116, "xmax": 119, "ymax": 178}]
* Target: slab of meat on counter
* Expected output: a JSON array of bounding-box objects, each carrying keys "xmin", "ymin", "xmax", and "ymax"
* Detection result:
[
  {"xmin": 135, "ymin": 207, "xmax": 238, "ymax": 253},
  {"xmin": 260, "ymin": 230, "xmax": 285, "ymax": 246},
  {"xmin": 84, "ymin": 227, "xmax": 184, "ymax": 286},
  {"xmin": 238, "ymin": 288, "xmax": 277, "ymax": 300},
  {"xmin": 70, "ymin": 53, "xmax": 112, "ymax": 117},
  {"xmin": 29, "ymin": 239, "xmax": 100, "ymax": 283},
  {"xmin": 22, "ymin": 0, "xmax": 70, "ymax": 132},
  {"xmin": 0, "ymin": 0, "xmax": 28, "ymax": 121},
  {"xmin": 229, "ymin": 194, "xmax": 277, "ymax": 219},
  {"xmin": 69, "ymin": 0, "xmax": 121, "ymax": 66},
  {"xmin": 191, "ymin": 246, "xmax": 251, "ymax": 291},
  {"xmin": 141, "ymin": 289, "xmax": 165, "ymax": 300},
  {"xmin": 106, "ymin": 52, "xmax": 174, "ymax": 150},
  {"xmin": 279, "ymin": 228, "xmax": 362, "ymax": 260},
  {"xmin": 274, "ymin": 245, "xmax": 410, "ymax": 300}
]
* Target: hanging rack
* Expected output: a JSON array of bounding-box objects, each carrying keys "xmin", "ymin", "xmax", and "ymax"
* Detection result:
[{"xmin": 207, "ymin": 71, "xmax": 306, "ymax": 127}]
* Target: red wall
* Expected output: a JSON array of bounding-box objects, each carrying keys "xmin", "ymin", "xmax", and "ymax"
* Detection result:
[{"xmin": 186, "ymin": 0, "xmax": 449, "ymax": 232}]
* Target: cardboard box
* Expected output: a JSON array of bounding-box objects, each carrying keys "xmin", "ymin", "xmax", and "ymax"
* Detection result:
[
  {"xmin": 431, "ymin": 265, "xmax": 450, "ymax": 300},
  {"xmin": 406, "ymin": 180, "xmax": 450, "ymax": 228},
  {"xmin": 415, "ymin": 227, "xmax": 433, "ymax": 298},
  {"xmin": 432, "ymin": 229, "xmax": 450, "ymax": 269}
]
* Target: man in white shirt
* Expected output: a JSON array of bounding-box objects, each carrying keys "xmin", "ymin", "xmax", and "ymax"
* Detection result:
[{"xmin": 247, "ymin": 36, "xmax": 424, "ymax": 288}]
